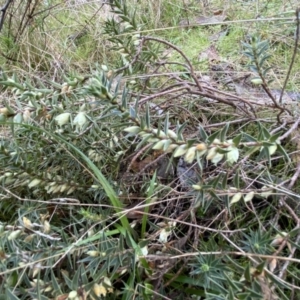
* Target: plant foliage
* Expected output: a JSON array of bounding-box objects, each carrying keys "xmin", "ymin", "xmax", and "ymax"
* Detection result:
[{"xmin": 0, "ymin": 0, "xmax": 300, "ymax": 299}]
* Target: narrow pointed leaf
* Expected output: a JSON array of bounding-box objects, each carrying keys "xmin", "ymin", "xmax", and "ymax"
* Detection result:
[
  {"xmin": 276, "ymin": 144, "xmax": 290, "ymax": 162},
  {"xmin": 145, "ymin": 104, "xmax": 150, "ymax": 128},
  {"xmin": 198, "ymin": 125, "xmax": 208, "ymax": 141},
  {"xmin": 220, "ymin": 122, "xmax": 229, "ymax": 142},
  {"xmin": 233, "ymin": 133, "xmax": 242, "ymax": 146},
  {"xmin": 164, "ymin": 112, "xmax": 170, "ymax": 134},
  {"xmin": 234, "ymin": 171, "xmax": 240, "ymax": 189}
]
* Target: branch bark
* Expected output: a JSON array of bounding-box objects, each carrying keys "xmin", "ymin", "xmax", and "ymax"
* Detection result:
[{"xmin": 0, "ymin": 0, "xmax": 13, "ymax": 34}]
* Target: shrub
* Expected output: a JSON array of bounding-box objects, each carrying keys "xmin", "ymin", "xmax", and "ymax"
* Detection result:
[{"xmin": 0, "ymin": 1, "xmax": 300, "ymax": 299}]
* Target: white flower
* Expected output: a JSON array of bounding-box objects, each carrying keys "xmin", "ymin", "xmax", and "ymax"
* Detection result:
[
  {"xmin": 101, "ymin": 65, "xmax": 108, "ymax": 71},
  {"xmin": 268, "ymin": 144, "xmax": 277, "ymax": 156},
  {"xmin": 55, "ymin": 113, "xmax": 71, "ymax": 126},
  {"xmin": 230, "ymin": 192, "xmax": 243, "ymax": 206},
  {"xmin": 226, "ymin": 146, "xmax": 239, "ymax": 164},
  {"xmin": 73, "ymin": 112, "xmax": 87, "ymax": 131},
  {"xmin": 184, "ymin": 146, "xmax": 196, "ymax": 163},
  {"xmin": 28, "ymin": 179, "xmax": 42, "ymax": 188},
  {"xmin": 159, "ymin": 229, "xmax": 170, "ymax": 243},
  {"xmin": 124, "ymin": 126, "xmax": 141, "ymax": 133},
  {"xmin": 244, "ymin": 191, "xmax": 254, "ymax": 202},
  {"xmin": 8, "ymin": 230, "xmax": 22, "ymax": 240},
  {"xmin": 173, "ymin": 145, "xmax": 188, "ymax": 157}
]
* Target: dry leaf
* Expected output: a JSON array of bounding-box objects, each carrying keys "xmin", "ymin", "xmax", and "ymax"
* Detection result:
[{"xmin": 268, "ymin": 258, "xmax": 277, "ymax": 273}]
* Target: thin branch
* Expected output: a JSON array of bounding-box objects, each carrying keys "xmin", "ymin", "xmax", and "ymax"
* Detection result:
[
  {"xmin": 279, "ymin": 8, "xmax": 300, "ymax": 104},
  {"xmin": 278, "ymin": 232, "xmax": 300, "ymax": 279},
  {"xmin": 143, "ymin": 36, "xmax": 204, "ymax": 92},
  {"xmin": 0, "ymin": 0, "xmax": 13, "ymax": 33},
  {"xmin": 278, "ymin": 116, "xmax": 300, "ymax": 141}
]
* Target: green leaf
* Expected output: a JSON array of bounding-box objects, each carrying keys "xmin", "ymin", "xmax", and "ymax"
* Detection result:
[
  {"xmin": 62, "ymin": 271, "xmax": 73, "ymax": 290},
  {"xmin": 199, "ymin": 125, "xmax": 208, "ymax": 141},
  {"xmin": 276, "ymin": 144, "xmax": 290, "ymax": 162},
  {"xmin": 129, "ymin": 106, "xmax": 137, "ymax": 119},
  {"xmin": 211, "ymin": 172, "xmax": 223, "ymax": 188},
  {"xmin": 257, "ymin": 44, "xmax": 269, "ymax": 57},
  {"xmin": 186, "ymin": 138, "xmax": 198, "ymax": 148},
  {"xmin": 216, "ymin": 147, "xmax": 231, "ymax": 154},
  {"xmin": 258, "ymin": 54, "xmax": 272, "ymax": 67},
  {"xmin": 244, "ymin": 146, "xmax": 260, "ymax": 157},
  {"xmin": 288, "ymin": 227, "xmax": 300, "ymax": 238},
  {"xmin": 259, "ymin": 123, "xmax": 271, "ymax": 139},
  {"xmin": 259, "ymin": 146, "xmax": 271, "ymax": 166},
  {"xmin": 71, "ymin": 264, "xmax": 85, "ymax": 290},
  {"xmin": 177, "ymin": 121, "xmax": 187, "ymax": 141},
  {"xmin": 233, "ymin": 133, "xmax": 242, "ymax": 146},
  {"xmin": 266, "ymin": 272, "xmax": 290, "ymax": 289},
  {"xmin": 275, "ymin": 286, "xmax": 290, "ymax": 300},
  {"xmin": 51, "ymin": 269, "xmax": 62, "ymax": 294},
  {"xmin": 224, "ymin": 194, "xmax": 230, "ymax": 212},
  {"xmin": 136, "ymin": 133, "xmax": 153, "ymax": 149},
  {"xmin": 164, "ymin": 111, "xmax": 170, "ymax": 134},
  {"xmin": 262, "ymin": 66, "xmax": 273, "ymax": 77},
  {"xmin": 244, "ymin": 285, "xmax": 264, "ymax": 298},
  {"xmin": 163, "ymin": 139, "xmax": 171, "ymax": 151},
  {"xmin": 141, "ymin": 173, "xmax": 157, "ymax": 239},
  {"xmin": 256, "ymin": 261, "xmax": 266, "ymax": 274},
  {"xmin": 193, "ymin": 190, "xmax": 204, "ymax": 208},
  {"xmin": 140, "ymin": 115, "xmax": 145, "ymax": 129},
  {"xmin": 256, "ymin": 39, "xmax": 269, "ymax": 49},
  {"xmin": 244, "ymin": 51, "xmax": 254, "ymax": 58},
  {"xmin": 269, "ymin": 131, "xmax": 282, "ymax": 143},
  {"xmin": 207, "ymin": 130, "xmax": 221, "ymax": 144},
  {"xmin": 242, "ymin": 42, "xmax": 253, "ymax": 49},
  {"xmin": 249, "ymin": 65, "xmax": 258, "ymax": 73},
  {"xmin": 255, "ymin": 123, "xmax": 263, "ymax": 139},
  {"xmin": 224, "ymin": 272, "xmax": 243, "ymax": 291},
  {"xmin": 243, "ymin": 132, "xmax": 257, "ymax": 142},
  {"xmin": 221, "ymin": 171, "xmax": 228, "ymax": 189},
  {"xmin": 209, "ymin": 190, "xmax": 222, "ymax": 202},
  {"xmin": 0, "ymin": 79, "xmax": 24, "ymax": 90},
  {"xmin": 244, "ymin": 263, "xmax": 251, "ymax": 282},
  {"xmin": 228, "ymin": 287, "xmax": 236, "ymax": 300},
  {"xmin": 234, "ymin": 171, "xmax": 240, "ymax": 189},
  {"xmin": 156, "ymin": 118, "xmax": 162, "ymax": 139},
  {"xmin": 36, "ymin": 276, "xmax": 43, "ymax": 300},
  {"xmin": 6, "ymin": 289, "xmax": 20, "ymax": 300},
  {"xmin": 220, "ymin": 122, "xmax": 229, "ymax": 142},
  {"xmin": 6, "ymin": 271, "xmax": 18, "ymax": 287},
  {"xmin": 145, "ymin": 104, "xmax": 151, "ymax": 128}
]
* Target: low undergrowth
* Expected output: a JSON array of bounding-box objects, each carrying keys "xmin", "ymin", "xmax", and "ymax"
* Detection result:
[{"xmin": 1, "ymin": 0, "xmax": 300, "ymax": 299}]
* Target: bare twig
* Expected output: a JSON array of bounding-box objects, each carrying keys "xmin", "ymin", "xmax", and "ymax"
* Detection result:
[
  {"xmin": 278, "ymin": 232, "xmax": 300, "ymax": 279},
  {"xmin": 278, "ymin": 116, "xmax": 300, "ymax": 141},
  {"xmin": 0, "ymin": 0, "xmax": 13, "ymax": 33},
  {"xmin": 143, "ymin": 36, "xmax": 204, "ymax": 92},
  {"xmin": 279, "ymin": 8, "xmax": 300, "ymax": 104},
  {"xmin": 288, "ymin": 162, "xmax": 300, "ymax": 189}
]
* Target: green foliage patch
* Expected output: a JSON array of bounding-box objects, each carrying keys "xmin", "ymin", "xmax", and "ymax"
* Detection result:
[{"xmin": 1, "ymin": 0, "xmax": 300, "ymax": 299}]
